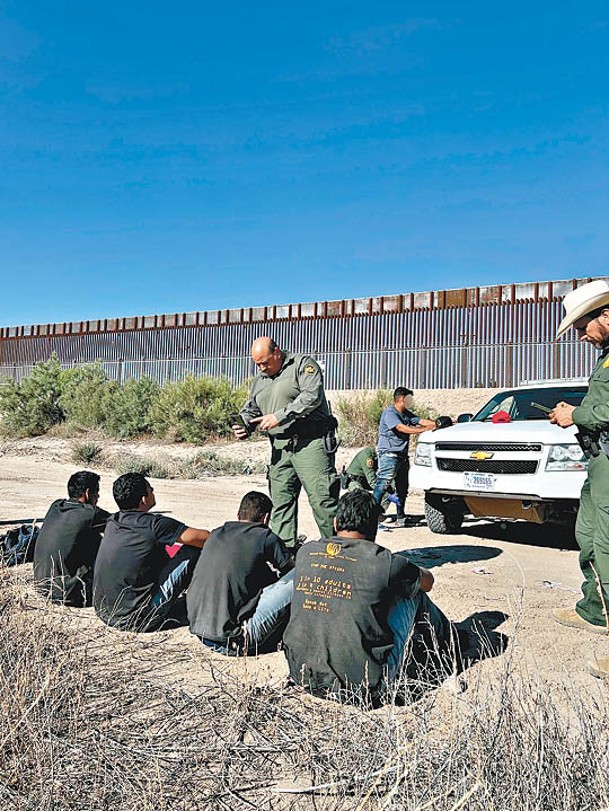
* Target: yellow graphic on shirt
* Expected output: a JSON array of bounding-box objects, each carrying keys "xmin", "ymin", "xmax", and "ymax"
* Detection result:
[
  {"xmin": 366, "ymin": 458, "xmax": 374, "ymax": 468},
  {"xmin": 305, "ymin": 365, "xmax": 316, "ymax": 374},
  {"xmin": 296, "ymin": 573, "xmax": 353, "ymax": 608},
  {"xmin": 604, "ymin": 357, "xmax": 609, "ymax": 368},
  {"xmin": 326, "ymin": 542, "xmax": 341, "ymax": 557}
]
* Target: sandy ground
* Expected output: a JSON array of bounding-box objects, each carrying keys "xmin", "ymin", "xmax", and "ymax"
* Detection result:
[{"xmin": 1, "ymin": 429, "xmax": 607, "ymax": 705}]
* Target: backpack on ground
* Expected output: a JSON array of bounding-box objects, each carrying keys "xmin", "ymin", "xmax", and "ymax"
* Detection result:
[{"xmin": 0, "ymin": 524, "xmax": 39, "ymax": 567}]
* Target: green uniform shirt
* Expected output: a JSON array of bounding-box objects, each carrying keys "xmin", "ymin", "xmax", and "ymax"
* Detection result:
[
  {"xmin": 346, "ymin": 447, "xmax": 378, "ymax": 488},
  {"xmin": 573, "ymin": 347, "xmax": 609, "ymax": 433},
  {"xmin": 241, "ymin": 352, "xmax": 333, "ymax": 440}
]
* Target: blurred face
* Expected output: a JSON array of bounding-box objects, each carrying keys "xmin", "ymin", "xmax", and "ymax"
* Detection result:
[
  {"xmin": 252, "ymin": 345, "xmax": 283, "ymax": 376},
  {"xmin": 85, "ymin": 488, "xmax": 100, "ymax": 506},
  {"xmin": 394, "ymin": 394, "xmax": 413, "ymax": 413},
  {"xmin": 573, "ymin": 309, "xmax": 609, "ymax": 349},
  {"xmin": 142, "ymin": 482, "xmax": 156, "ymax": 511}
]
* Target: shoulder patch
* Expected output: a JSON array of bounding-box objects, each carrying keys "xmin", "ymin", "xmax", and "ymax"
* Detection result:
[
  {"xmin": 305, "ymin": 364, "xmax": 316, "ymax": 374},
  {"xmin": 603, "ymin": 358, "xmax": 609, "ymax": 368}
]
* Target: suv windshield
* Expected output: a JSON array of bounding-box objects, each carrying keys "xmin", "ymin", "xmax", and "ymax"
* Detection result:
[{"xmin": 473, "ymin": 386, "xmax": 587, "ymax": 422}]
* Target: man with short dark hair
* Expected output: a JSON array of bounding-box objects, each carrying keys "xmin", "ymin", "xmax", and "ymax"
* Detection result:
[
  {"xmin": 93, "ymin": 472, "xmax": 210, "ymax": 632},
  {"xmin": 232, "ymin": 337, "xmax": 339, "ymax": 548},
  {"xmin": 372, "ymin": 387, "xmax": 435, "ymax": 527},
  {"xmin": 33, "ymin": 470, "xmax": 109, "ymax": 606},
  {"xmin": 187, "ymin": 491, "xmax": 294, "ymax": 654},
  {"xmin": 283, "ymin": 490, "xmax": 455, "ymax": 704}
]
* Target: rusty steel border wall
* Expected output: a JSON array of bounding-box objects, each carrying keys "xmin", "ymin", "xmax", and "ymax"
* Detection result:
[{"xmin": 0, "ymin": 278, "xmax": 600, "ymax": 390}]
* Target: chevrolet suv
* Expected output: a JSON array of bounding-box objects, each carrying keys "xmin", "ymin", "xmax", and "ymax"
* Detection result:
[{"xmin": 410, "ymin": 381, "xmax": 589, "ymax": 534}]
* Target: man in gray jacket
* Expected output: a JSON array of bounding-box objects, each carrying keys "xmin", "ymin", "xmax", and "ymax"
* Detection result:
[{"xmin": 232, "ymin": 337, "xmax": 339, "ymax": 549}]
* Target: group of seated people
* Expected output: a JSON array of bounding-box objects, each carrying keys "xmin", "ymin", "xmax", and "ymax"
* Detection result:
[{"xmin": 32, "ymin": 469, "xmax": 462, "ymax": 705}]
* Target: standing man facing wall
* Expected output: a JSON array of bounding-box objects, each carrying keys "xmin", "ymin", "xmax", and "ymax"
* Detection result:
[
  {"xmin": 373, "ymin": 387, "xmax": 435, "ymax": 527},
  {"xmin": 551, "ymin": 280, "xmax": 609, "ymax": 676},
  {"xmin": 233, "ymin": 337, "xmax": 339, "ymax": 549}
]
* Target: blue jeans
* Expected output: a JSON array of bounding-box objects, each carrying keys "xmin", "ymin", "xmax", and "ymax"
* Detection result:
[
  {"xmin": 386, "ymin": 591, "xmax": 452, "ymax": 681},
  {"xmin": 203, "ymin": 569, "xmax": 295, "ymax": 655},
  {"xmin": 144, "ymin": 544, "xmax": 201, "ymax": 631},
  {"xmin": 373, "ymin": 453, "xmax": 409, "ymax": 519}
]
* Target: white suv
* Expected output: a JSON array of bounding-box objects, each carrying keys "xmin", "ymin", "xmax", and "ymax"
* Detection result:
[{"xmin": 410, "ymin": 380, "xmax": 589, "ymax": 534}]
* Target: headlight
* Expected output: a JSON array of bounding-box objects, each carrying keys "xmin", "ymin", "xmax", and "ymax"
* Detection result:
[
  {"xmin": 546, "ymin": 444, "xmax": 588, "ymax": 471},
  {"xmin": 414, "ymin": 443, "xmax": 432, "ymax": 467}
]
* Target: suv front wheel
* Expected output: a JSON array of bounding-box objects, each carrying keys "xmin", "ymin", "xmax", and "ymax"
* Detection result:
[{"xmin": 424, "ymin": 494, "xmax": 465, "ymax": 534}]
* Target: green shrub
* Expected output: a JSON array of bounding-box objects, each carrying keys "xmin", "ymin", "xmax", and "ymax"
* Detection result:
[
  {"xmin": 113, "ymin": 454, "xmax": 171, "ymax": 479},
  {"xmin": 70, "ymin": 441, "xmax": 103, "ymax": 466},
  {"xmin": 60, "ymin": 364, "xmax": 109, "ymax": 428},
  {"xmin": 149, "ymin": 376, "xmax": 243, "ymax": 444},
  {"xmin": 185, "ymin": 450, "xmax": 263, "ymax": 477},
  {"xmin": 103, "ymin": 377, "xmax": 159, "ymax": 438},
  {"xmin": 335, "ymin": 390, "xmax": 393, "ymax": 447},
  {"xmin": 0, "ymin": 356, "xmax": 65, "ymax": 437}
]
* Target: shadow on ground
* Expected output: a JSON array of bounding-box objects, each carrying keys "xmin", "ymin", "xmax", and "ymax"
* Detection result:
[
  {"xmin": 462, "ymin": 520, "xmax": 578, "ymax": 551},
  {"xmin": 395, "ymin": 544, "xmax": 503, "ymax": 569},
  {"xmin": 456, "ymin": 609, "xmax": 509, "ymax": 665}
]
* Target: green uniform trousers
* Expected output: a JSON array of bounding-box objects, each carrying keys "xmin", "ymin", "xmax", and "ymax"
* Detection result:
[
  {"xmin": 575, "ymin": 452, "xmax": 609, "ymax": 628},
  {"xmin": 268, "ymin": 436, "xmax": 339, "ymax": 547}
]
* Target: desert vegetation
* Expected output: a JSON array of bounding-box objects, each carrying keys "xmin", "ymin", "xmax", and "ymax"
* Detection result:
[
  {"xmin": 0, "ymin": 357, "xmax": 248, "ymax": 443},
  {"xmin": 0, "ymin": 358, "xmax": 440, "ymax": 450},
  {"xmin": 1, "ymin": 562, "xmax": 608, "ymax": 810}
]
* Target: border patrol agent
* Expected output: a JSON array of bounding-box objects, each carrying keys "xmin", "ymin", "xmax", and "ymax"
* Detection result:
[
  {"xmin": 550, "ymin": 280, "xmax": 609, "ymax": 676},
  {"xmin": 345, "ymin": 447, "xmax": 378, "ymax": 491},
  {"xmin": 233, "ymin": 337, "xmax": 339, "ymax": 549}
]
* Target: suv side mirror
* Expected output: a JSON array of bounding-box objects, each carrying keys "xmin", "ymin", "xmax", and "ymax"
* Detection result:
[{"xmin": 457, "ymin": 413, "xmax": 473, "ymax": 423}]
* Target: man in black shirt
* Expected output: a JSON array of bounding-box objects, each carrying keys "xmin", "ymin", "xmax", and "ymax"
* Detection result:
[
  {"xmin": 33, "ymin": 470, "xmax": 110, "ymax": 607},
  {"xmin": 93, "ymin": 473, "xmax": 210, "ymax": 632},
  {"xmin": 283, "ymin": 490, "xmax": 454, "ymax": 704},
  {"xmin": 187, "ymin": 491, "xmax": 294, "ymax": 654}
]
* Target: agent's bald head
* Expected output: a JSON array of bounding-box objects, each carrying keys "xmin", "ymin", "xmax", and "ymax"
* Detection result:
[{"xmin": 251, "ymin": 337, "xmax": 283, "ymax": 376}]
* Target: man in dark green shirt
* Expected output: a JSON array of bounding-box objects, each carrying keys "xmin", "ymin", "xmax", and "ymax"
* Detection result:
[
  {"xmin": 550, "ymin": 280, "xmax": 609, "ymax": 676},
  {"xmin": 233, "ymin": 337, "xmax": 339, "ymax": 548},
  {"xmin": 283, "ymin": 490, "xmax": 455, "ymax": 705}
]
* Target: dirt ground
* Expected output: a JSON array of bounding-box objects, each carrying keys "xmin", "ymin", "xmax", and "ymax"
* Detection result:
[{"xmin": 1, "ymin": 427, "xmax": 607, "ymax": 703}]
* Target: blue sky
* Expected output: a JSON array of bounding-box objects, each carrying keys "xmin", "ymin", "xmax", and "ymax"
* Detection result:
[{"xmin": 0, "ymin": 1, "xmax": 608, "ymax": 326}]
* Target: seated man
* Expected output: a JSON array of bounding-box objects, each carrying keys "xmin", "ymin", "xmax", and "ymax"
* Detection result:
[
  {"xmin": 93, "ymin": 472, "xmax": 209, "ymax": 632},
  {"xmin": 282, "ymin": 490, "xmax": 456, "ymax": 705},
  {"xmin": 33, "ymin": 470, "xmax": 110, "ymax": 607},
  {"xmin": 187, "ymin": 491, "xmax": 294, "ymax": 654}
]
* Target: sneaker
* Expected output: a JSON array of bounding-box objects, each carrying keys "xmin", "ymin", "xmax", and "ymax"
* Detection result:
[
  {"xmin": 552, "ymin": 607, "xmax": 608, "ymax": 635},
  {"xmin": 393, "ymin": 516, "xmax": 418, "ymax": 528},
  {"xmin": 587, "ymin": 655, "xmax": 609, "ymax": 678}
]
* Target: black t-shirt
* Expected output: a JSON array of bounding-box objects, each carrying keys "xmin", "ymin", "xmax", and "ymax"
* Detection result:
[
  {"xmin": 282, "ymin": 537, "xmax": 421, "ymax": 698},
  {"xmin": 33, "ymin": 499, "xmax": 110, "ymax": 606},
  {"xmin": 93, "ymin": 511, "xmax": 185, "ymax": 627},
  {"xmin": 187, "ymin": 521, "xmax": 293, "ymax": 642}
]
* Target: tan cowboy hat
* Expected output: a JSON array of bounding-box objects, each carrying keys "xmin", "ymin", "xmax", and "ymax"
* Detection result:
[{"xmin": 556, "ymin": 279, "xmax": 609, "ymax": 338}]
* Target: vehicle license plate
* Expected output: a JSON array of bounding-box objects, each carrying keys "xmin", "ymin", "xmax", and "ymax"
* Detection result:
[{"xmin": 463, "ymin": 472, "xmax": 496, "ymax": 491}]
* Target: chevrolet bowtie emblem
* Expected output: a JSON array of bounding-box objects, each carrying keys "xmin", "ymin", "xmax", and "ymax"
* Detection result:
[{"xmin": 470, "ymin": 451, "xmax": 494, "ymax": 460}]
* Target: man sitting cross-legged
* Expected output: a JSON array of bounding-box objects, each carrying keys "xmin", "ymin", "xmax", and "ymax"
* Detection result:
[
  {"xmin": 93, "ymin": 472, "xmax": 210, "ymax": 632},
  {"xmin": 187, "ymin": 491, "xmax": 295, "ymax": 654},
  {"xmin": 282, "ymin": 489, "xmax": 457, "ymax": 705},
  {"xmin": 33, "ymin": 470, "xmax": 110, "ymax": 607}
]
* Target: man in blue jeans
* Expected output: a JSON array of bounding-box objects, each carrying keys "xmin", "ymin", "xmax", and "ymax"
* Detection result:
[
  {"xmin": 93, "ymin": 473, "xmax": 210, "ymax": 632},
  {"xmin": 283, "ymin": 490, "xmax": 456, "ymax": 705},
  {"xmin": 373, "ymin": 387, "xmax": 435, "ymax": 527},
  {"xmin": 187, "ymin": 491, "xmax": 294, "ymax": 655}
]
